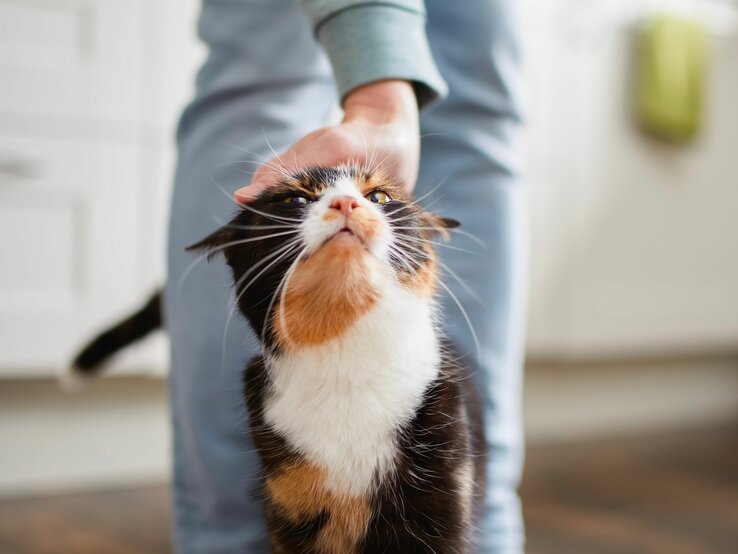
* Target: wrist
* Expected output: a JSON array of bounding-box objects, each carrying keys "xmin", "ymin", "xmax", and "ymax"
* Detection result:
[{"xmin": 343, "ymin": 80, "xmax": 418, "ymax": 126}]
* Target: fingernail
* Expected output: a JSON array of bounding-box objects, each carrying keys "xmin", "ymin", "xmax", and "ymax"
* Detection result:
[{"xmin": 234, "ymin": 186, "xmax": 254, "ymax": 204}]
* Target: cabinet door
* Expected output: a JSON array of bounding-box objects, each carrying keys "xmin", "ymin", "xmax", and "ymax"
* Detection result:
[
  {"xmin": 0, "ymin": 134, "xmax": 141, "ymax": 375},
  {"xmin": 0, "ymin": 0, "xmax": 143, "ymax": 124}
]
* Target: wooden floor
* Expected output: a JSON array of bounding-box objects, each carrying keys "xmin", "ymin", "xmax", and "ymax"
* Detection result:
[
  {"xmin": 0, "ymin": 427, "xmax": 735, "ymax": 554},
  {"xmin": 520, "ymin": 427, "xmax": 738, "ymax": 554}
]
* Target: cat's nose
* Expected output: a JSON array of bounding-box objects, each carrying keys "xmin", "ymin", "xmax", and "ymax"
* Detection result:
[{"xmin": 330, "ymin": 196, "xmax": 360, "ymax": 218}]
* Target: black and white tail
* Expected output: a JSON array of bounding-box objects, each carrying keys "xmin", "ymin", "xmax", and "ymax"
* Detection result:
[{"xmin": 62, "ymin": 290, "xmax": 163, "ymax": 389}]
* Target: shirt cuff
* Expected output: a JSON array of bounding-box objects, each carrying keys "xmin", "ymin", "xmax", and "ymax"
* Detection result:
[{"xmin": 314, "ymin": 4, "xmax": 448, "ymax": 108}]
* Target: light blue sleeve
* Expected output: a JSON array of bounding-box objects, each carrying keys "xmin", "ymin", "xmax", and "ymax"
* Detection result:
[{"xmin": 300, "ymin": 0, "xmax": 447, "ymax": 107}]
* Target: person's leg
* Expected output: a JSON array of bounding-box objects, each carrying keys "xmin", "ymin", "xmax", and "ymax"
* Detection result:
[
  {"xmin": 419, "ymin": 1, "xmax": 528, "ymax": 552},
  {"xmin": 164, "ymin": 1, "xmax": 336, "ymax": 552}
]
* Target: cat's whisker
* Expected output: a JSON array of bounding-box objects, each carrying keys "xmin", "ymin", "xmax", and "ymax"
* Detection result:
[
  {"xmin": 225, "ymin": 230, "xmax": 300, "ymax": 244},
  {"xmin": 436, "ymin": 278, "xmax": 481, "ymax": 365},
  {"xmin": 388, "ymin": 240, "xmax": 484, "ymax": 305},
  {"xmin": 390, "ymin": 236, "xmax": 431, "ymax": 257},
  {"xmin": 210, "ymin": 176, "xmax": 245, "ymax": 209},
  {"xmin": 221, "ymin": 239, "xmax": 303, "ymax": 377},
  {"xmin": 232, "ymin": 166, "xmax": 286, "ymax": 182},
  {"xmin": 274, "ymin": 246, "xmax": 310, "ymax": 349},
  {"xmin": 394, "ymin": 234, "xmax": 483, "ymax": 257},
  {"xmin": 262, "ymin": 129, "xmax": 292, "ymax": 176},
  {"xmin": 261, "ymin": 245, "xmax": 308, "ymax": 347},
  {"xmin": 392, "ymin": 235, "xmax": 475, "ymax": 285},
  {"xmin": 356, "ymin": 127, "xmax": 370, "ymax": 174},
  {"xmin": 209, "ymin": 175, "xmax": 311, "ymax": 225},
  {"xmin": 218, "ymin": 223, "xmax": 296, "ymax": 232},
  {"xmin": 219, "ymin": 141, "xmax": 294, "ymax": 182},
  {"xmin": 390, "ymin": 191, "xmax": 451, "ymax": 226},
  {"xmin": 363, "ymin": 105, "xmax": 395, "ymax": 175},
  {"xmin": 175, "ymin": 231, "xmax": 299, "ymax": 295},
  {"xmin": 384, "ymin": 195, "xmax": 451, "ymax": 226},
  {"xmin": 214, "ymin": 156, "xmax": 286, "ymax": 173},
  {"xmin": 438, "ymin": 261, "xmax": 485, "ymax": 306},
  {"xmin": 366, "ymin": 148, "xmax": 397, "ymax": 178},
  {"xmin": 212, "ymin": 216, "xmax": 297, "ymax": 232},
  {"xmin": 218, "ymin": 142, "xmax": 273, "ymax": 164},
  {"xmin": 234, "ymin": 202, "xmax": 304, "ymax": 224},
  {"xmin": 391, "ymin": 227, "xmax": 486, "ymax": 249},
  {"xmin": 384, "ymin": 177, "xmax": 449, "ymax": 218},
  {"xmin": 387, "ymin": 245, "xmax": 421, "ymax": 274}
]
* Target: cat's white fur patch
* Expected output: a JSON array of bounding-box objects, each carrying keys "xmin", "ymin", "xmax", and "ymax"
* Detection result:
[
  {"xmin": 264, "ymin": 282, "xmax": 440, "ymax": 495},
  {"xmin": 264, "ymin": 170, "xmax": 439, "ymax": 495},
  {"xmin": 300, "ymin": 174, "xmax": 391, "ymax": 260}
]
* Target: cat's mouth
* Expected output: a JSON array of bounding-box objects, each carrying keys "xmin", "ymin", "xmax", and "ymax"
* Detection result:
[{"xmin": 326, "ymin": 226, "xmax": 366, "ymax": 247}]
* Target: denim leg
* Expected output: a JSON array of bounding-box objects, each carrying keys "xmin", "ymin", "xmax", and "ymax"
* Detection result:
[
  {"xmin": 420, "ymin": 1, "xmax": 528, "ymax": 552},
  {"xmin": 164, "ymin": 1, "xmax": 335, "ymax": 552}
]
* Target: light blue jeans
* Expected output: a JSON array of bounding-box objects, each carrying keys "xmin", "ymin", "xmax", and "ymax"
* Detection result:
[{"xmin": 165, "ymin": 0, "xmax": 527, "ymax": 552}]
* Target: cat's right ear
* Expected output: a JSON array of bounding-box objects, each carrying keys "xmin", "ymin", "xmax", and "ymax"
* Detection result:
[{"xmin": 185, "ymin": 225, "xmax": 236, "ymax": 260}]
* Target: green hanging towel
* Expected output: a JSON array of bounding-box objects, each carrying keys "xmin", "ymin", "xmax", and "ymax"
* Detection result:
[{"xmin": 636, "ymin": 15, "xmax": 711, "ymax": 143}]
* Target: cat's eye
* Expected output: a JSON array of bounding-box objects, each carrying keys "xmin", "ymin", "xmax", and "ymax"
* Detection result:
[
  {"xmin": 366, "ymin": 191, "xmax": 391, "ymax": 204},
  {"xmin": 282, "ymin": 195, "xmax": 309, "ymax": 206}
]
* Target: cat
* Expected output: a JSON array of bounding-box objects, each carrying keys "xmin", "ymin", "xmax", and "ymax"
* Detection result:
[{"xmin": 70, "ymin": 165, "xmax": 487, "ymax": 553}]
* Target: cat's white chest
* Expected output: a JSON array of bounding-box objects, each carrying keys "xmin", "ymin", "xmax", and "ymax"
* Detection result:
[{"xmin": 263, "ymin": 289, "xmax": 440, "ymax": 496}]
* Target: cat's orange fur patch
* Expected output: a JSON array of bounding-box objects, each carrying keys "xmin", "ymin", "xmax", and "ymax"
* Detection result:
[
  {"xmin": 403, "ymin": 254, "xmax": 438, "ymax": 297},
  {"xmin": 357, "ymin": 170, "xmax": 407, "ymax": 201},
  {"xmin": 348, "ymin": 207, "xmax": 382, "ymax": 244},
  {"xmin": 274, "ymin": 235, "xmax": 380, "ymax": 348},
  {"xmin": 267, "ymin": 462, "xmax": 371, "ymax": 554},
  {"xmin": 322, "ymin": 210, "xmax": 342, "ymax": 222},
  {"xmin": 402, "ymin": 249, "xmax": 439, "ymax": 297}
]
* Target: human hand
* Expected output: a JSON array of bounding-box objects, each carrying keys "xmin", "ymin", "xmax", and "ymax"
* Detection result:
[{"xmin": 234, "ymin": 80, "xmax": 419, "ymax": 203}]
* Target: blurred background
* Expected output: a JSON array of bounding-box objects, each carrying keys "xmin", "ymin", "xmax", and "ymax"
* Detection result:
[{"xmin": 0, "ymin": 0, "xmax": 736, "ymax": 552}]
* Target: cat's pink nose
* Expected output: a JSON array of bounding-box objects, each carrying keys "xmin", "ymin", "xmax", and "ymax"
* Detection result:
[{"xmin": 330, "ymin": 196, "xmax": 360, "ymax": 218}]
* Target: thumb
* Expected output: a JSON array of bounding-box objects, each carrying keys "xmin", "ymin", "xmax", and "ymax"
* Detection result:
[{"xmin": 234, "ymin": 160, "xmax": 282, "ymax": 204}]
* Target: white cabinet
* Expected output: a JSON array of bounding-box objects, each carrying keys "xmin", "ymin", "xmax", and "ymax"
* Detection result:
[
  {"xmin": 0, "ymin": 0, "xmax": 202, "ymax": 376},
  {"xmin": 0, "ymin": 0, "xmax": 144, "ymax": 124},
  {"xmin": 0, "ymin": 135, "xmax": 141, "ymax": 374}
]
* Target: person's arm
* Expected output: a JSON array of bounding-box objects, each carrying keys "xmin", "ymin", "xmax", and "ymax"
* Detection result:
[
  {"xmin": 236, "ymin": 80, "xmax": 419, "ymax": 202},
  {"xmin": 301, "ymin": 0, "xmax": 446, "ymax": 108},
  {"xmin": 235, "ymin": 1, "xmax": 446, "ymax": 202}
]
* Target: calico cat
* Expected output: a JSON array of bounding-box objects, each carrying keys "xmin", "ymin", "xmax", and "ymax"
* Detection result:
[{"xmin": 70, "ymin": 165, "xmax": 487, "ymax": 553}]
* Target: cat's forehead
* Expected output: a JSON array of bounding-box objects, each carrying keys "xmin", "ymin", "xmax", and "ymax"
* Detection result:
[{"xmin": 276, "ymin": 166, "xmax": 405, "ymax": 199}]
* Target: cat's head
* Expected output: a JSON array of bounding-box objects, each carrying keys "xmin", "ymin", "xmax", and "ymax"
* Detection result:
[{"xmin": 188, "ymin": 165, "xmax": 458, "ymax": 352}]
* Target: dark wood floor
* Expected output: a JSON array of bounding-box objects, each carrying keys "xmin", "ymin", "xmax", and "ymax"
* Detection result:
[
  {"xmin": 0, "ymin": 427, "xmax": 735, "ymax": 553},
  {"xmin": 520, "ymin": 427, "xmax": 738, "ymax": 554}
]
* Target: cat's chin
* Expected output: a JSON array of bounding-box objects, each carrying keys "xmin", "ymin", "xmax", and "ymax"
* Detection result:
[
  {"xmin": 319, "ymin": 227, "xmax": 371, "ymax": 254},
  {"xmin": 329, "ymin": 228, "xmax": 362, "ymax": 244}
]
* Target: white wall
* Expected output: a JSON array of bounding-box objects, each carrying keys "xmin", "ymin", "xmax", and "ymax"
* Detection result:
[{"xmin": 521, "ymin": 0, "xmax": 738, "ymax": 359}]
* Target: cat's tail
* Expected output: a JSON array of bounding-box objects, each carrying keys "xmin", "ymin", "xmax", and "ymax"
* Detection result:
[{"xmin": 61, "ymin": 290, "xmax": 163, "ymax": 390}]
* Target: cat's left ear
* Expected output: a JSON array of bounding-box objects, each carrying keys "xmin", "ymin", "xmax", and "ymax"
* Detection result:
[
  {"xmin": 421, "ymin": 213, "xmax": 460, "ymax": 241},
  {"xmin": 185, "ymin": 225, "xmax": 236, "ymax": 260}
]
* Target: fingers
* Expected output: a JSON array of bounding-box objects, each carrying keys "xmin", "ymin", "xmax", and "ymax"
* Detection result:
[
  {"xmin": 234, "ymin": 183, "xmax": 263, "ymax": 204},
  {"xmin": 234, "ymin": 157, "xmax": 287, "ymax": 205}
]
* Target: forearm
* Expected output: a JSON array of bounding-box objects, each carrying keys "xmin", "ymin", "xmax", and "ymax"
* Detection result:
[
  {"xmin": 300, "ymin": 1, "xmax": 447, "ymax": 107},
  {"xmin": 343, "ymin": 80, "xmax": 417, "ymax": 127}
]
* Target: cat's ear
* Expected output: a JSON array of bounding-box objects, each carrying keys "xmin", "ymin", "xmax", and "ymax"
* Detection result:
[
  {"xmin": 185, "ymin": 225, "xmax": 236, "ymax": 260},
  {"xmin": 421, "ymin": 213, "xmax": 460, "ymax": 241}
]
